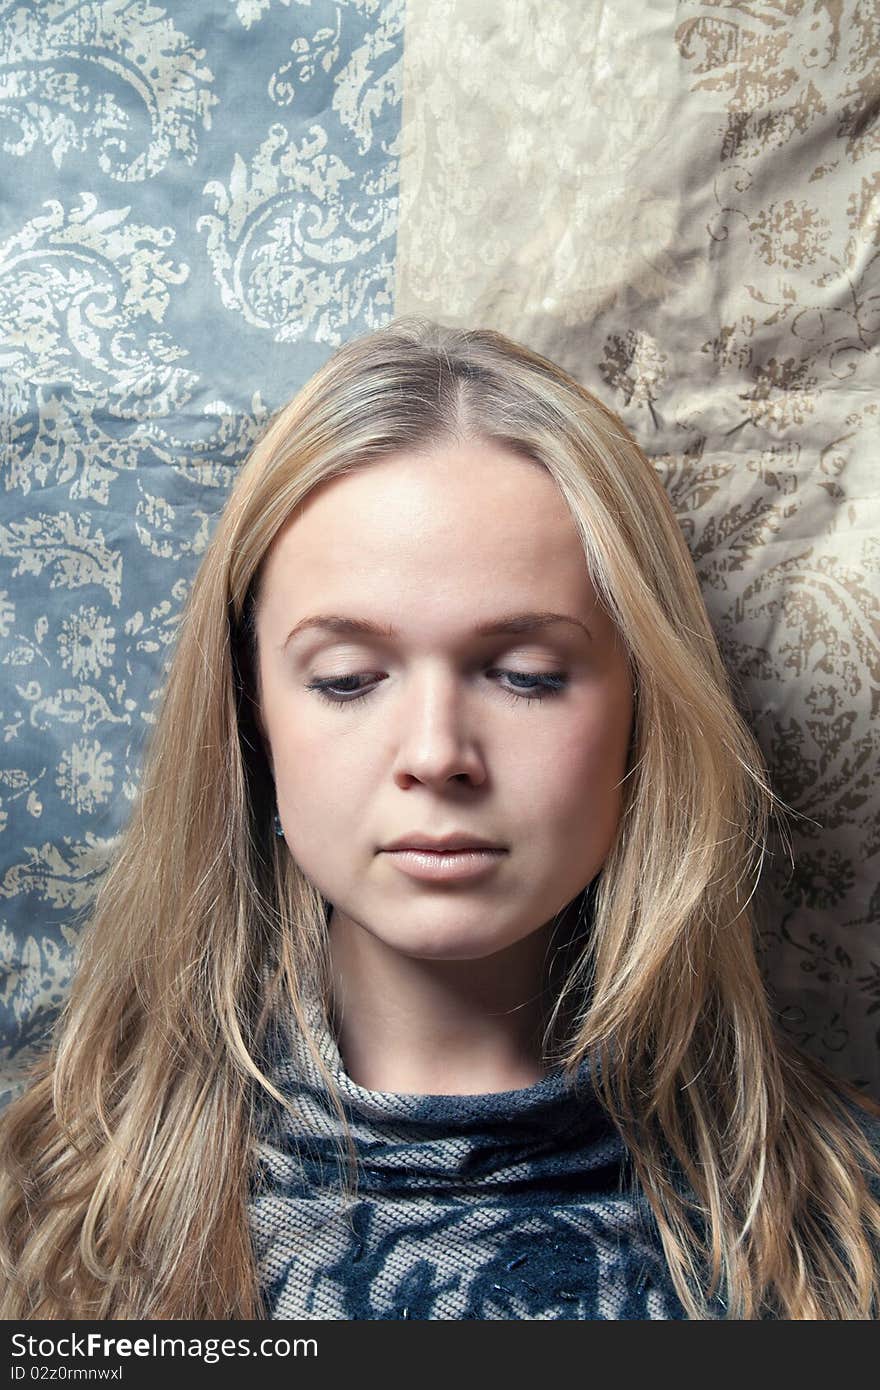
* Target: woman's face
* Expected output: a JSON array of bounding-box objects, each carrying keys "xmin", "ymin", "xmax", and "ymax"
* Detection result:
[{"xmin": 255, "ymin": 439, "xmax": 635, "ymax": 963}]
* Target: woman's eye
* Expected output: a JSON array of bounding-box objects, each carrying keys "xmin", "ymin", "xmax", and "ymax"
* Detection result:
[
  {"xmin": 304, "ymin": 670, "xmax": 569, "ymax": 708},
  {"xmin": 306, "ymin": 674, "xmax": 373, "ymax": 703}
]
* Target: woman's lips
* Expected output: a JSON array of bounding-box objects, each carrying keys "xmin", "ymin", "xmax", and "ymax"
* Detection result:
[{"xmin": 382, "ymin": 847, "xmax": 507, "ymax": 882}]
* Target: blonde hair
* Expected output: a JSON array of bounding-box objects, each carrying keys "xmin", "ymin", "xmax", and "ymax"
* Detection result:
[{"xmin": 1, "ymin": 317, "xmax": 878, "ymax": 1319}]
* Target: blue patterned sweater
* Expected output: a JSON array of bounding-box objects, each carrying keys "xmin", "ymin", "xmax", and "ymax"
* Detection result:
[{"xmin": 248, "ymin": 998, "xmax": 707, "ymax": 1320}]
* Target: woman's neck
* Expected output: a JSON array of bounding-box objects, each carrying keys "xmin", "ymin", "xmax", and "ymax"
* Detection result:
[{"xmin": 326, "ymin": 901, "xmax": 582, "ymax": 1095}]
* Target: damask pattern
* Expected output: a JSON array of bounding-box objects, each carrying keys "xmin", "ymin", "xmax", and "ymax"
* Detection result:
[
  {"xmin": 1, "ymin": 0, "xmax": 878, "ymax": 1106},
  {"xmin": 395, "ymin": 0, "xmax": 880, "ymax": 1094},
  {"xmin": 1, "ymin": 0, "xmax": 218, "ymax": 180},
  {"xmin": 0, "ymin": 0, "xmax": 404, "ymax": 1102}
]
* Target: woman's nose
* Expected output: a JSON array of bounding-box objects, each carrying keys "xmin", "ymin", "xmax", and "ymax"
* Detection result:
[{"xmin": 391, "ymin": 668, "xmax": 487, "ymax": 788}]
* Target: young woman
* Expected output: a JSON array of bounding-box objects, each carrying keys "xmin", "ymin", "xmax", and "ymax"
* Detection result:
[{"xmin": 1, "ymin": 318, "xmax": 878, "ymax": 1320}]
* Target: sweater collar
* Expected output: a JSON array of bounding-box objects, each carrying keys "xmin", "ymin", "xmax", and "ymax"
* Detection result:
[{"xmin": 259, "ymin": 994, "xmax": 622, "ymax": 1188}]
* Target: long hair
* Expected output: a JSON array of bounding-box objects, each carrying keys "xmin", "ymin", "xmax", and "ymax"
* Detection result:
[{"xmin": 1, "ymin": 317, "xmax": 878, "ymax": 1319}]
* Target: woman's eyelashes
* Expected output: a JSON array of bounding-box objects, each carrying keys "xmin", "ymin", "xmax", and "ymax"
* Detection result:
[{"xmin": 304, "ymin": 669, "xmax": 570, "ymax": 708}]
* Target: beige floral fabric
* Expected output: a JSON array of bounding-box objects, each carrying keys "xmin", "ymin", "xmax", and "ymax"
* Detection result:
[{"xmin": 397, "ymin": 0, "xmax": 880, "ymax": 1091}]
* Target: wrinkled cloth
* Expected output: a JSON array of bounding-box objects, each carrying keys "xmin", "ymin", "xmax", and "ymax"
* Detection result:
[{"xmin": 248, "ymin": 999, "xmax": 698, "ymax": 1320}]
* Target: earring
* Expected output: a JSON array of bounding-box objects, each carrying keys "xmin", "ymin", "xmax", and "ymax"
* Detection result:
[{"xmin": 273, "ymin": 811, "xmax": 284, "ymax": 837}]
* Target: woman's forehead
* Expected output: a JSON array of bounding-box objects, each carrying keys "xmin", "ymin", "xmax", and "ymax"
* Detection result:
[
  {"xmin": 256, "ymin": 448, "xmax": 610, "ymax": 650},
  {"xmin": 262, "ymin": 442, "xmax": 582, "ymax": 571}
]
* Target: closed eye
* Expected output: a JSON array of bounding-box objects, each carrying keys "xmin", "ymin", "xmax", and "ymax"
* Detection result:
[{"xmin": 305, "ymin": 669, "xmax": 569, "ymax": 707}]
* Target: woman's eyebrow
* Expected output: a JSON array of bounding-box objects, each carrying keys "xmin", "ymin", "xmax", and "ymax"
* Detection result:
[{"xmin": 282, "ymin": 611, "xmax": 592, "ymax": 650}]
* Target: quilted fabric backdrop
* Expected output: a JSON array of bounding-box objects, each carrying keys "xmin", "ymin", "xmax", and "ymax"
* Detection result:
[{"xmin": 1, "ymin": 0, "xmax": 878, "ymax": 1104}]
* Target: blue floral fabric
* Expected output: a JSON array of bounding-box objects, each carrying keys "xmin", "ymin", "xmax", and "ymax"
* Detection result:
[{"xmin": 0, "ymin": 0, "xmax": 403, "ymax": 1102}]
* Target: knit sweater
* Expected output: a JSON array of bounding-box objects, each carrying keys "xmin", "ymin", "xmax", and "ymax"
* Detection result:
[{"xmin": 248, "ymin": 997, "xmax": 707, "ymax": 1320}]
